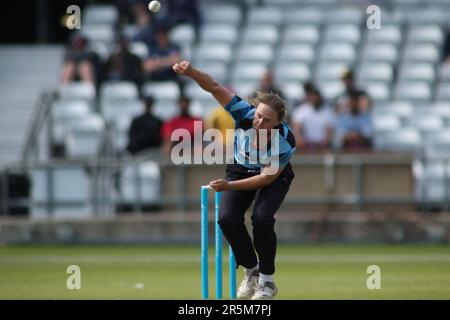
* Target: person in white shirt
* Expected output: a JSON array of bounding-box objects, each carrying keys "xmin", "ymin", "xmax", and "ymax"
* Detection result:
[{"xmin": 291, "ymin": 86, "xmax": 336, "ymax": 152}]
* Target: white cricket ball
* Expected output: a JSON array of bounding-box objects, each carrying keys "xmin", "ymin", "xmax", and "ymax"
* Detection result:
[{"xmin": 148, "ymin": 1, "xmax": 161, "ymax": 13}]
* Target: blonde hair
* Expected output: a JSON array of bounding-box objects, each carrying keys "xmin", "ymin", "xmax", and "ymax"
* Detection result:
[{"xmin": 247, "ymin": 91, "xmax": 287, "ymax": 122}]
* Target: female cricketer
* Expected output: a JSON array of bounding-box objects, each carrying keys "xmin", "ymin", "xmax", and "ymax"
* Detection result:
[{"xmin": 173, "ymin": 61, "xmax": 296, "ymax": 300}]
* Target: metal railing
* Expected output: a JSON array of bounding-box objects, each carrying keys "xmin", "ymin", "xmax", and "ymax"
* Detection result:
[
  {"xmin": 1, "ymin": 90, "xmax": 449, "ymax": 218},
  {"xmin": 2, "ymin": 153, "xmax": 449, "ymax": 218}
]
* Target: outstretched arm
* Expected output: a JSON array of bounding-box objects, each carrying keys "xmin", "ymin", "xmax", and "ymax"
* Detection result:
[
  {"xmin": 209, "ymin": 166, "xmax": 284, "ymax": 192},
  {"xmin": 173, "ymin": 61, "xmax": 233, "ymax": 107}
]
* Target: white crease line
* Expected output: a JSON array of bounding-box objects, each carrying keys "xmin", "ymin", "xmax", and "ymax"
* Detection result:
[{"xmin": 1, "ymin": 254, "xmax": 450, "ymax": 264}]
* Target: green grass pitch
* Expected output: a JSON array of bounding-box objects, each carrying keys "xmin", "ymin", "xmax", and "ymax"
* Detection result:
[{"xmin": 0, "ymin": 244, "xmax": 449, "ymax": 299}]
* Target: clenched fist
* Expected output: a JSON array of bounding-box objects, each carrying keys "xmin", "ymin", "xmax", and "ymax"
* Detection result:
[
  {"xmin": 173, "ymin": 60, "xmax": 193, "ymax": 76},
  {"xmin": 209, "ymin": 179, "xmax": 230, "ymax": 192}
]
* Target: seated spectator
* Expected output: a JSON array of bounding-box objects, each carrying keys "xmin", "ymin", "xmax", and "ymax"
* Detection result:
[
  {"xmin": 335, "ymin": 89, "xmax": 373, "ymax": 152},
  {"xmin": 255, "ymin": 70, "xmax": 285, "ymax": 100},
  {"xmin": 126, "ymin": 96, "xmax": 163, "ymax": 155},
  {"xmin": 295, "ymin": 80, "xmax": 315, "ymax": 109},
  {"xmin": 291, "ymin": 85, "xmax": 336, "ymax": 152},
  {"xmin": 104, "ymin": 34, "xmax": 144, "ymax": 87},
  {"xmin": 164, "ymin": 0, "xmax": 202, "ymax": 42},
  {"xmin": 61, "ymin": 35, "xmax": 99, "ymax": 85},
  {"xmin": 358, "ymin": 90, "xmax": 372, "ymax": 113},
  {"xmin": 116, "ymin": 0, "xmax": 142, "ymax": 25},
  {"xmin": 143, "ymin": 25, "xmax": 180, "ymax": 82},
  {"xmin": 442, "ymin": 26, "xmax": 450, "ymax": 63},
  {"xmin": 161, "ymin": 96, "xmax": 203, "ymax": 155},
  {"xmin": 130, "ymin": 1, "xmax": 158, "ymax": 49},
  {"xmin": 206, "ymin": 103, "xmax": 235, "ymax": 151},
  {"xmin": 333, "ymin": 69, "xmax": 360, "ymax": 114}
]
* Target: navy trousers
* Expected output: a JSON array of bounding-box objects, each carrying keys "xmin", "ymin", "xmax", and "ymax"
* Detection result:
[{"xmin": 218, "ymin": 163, "xmax": 295, "ymax": 275}]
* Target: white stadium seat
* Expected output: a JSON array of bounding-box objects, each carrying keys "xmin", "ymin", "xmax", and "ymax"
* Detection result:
[
  {"xmin": 141, "ymin": 82, "xmax": 180, "ymax": 100},
  {"xmin": 394, "ymin": 82, "xmax": 432, "ymax": 104},
  {"xmin": 242, "ymin": 25, "xmax": 279, "ymax": 45},
  {"xmin": 129, "ymin": 41, "xmax": 148, "ymax": 59},
  {"xmin": 315, "ymin": 62, "xmax": 350, "ymax": 82},
  {"xmin": 282, "ymin": 25, "xmax": 320, "ymax": 45},
  {"xmin": 65, "ymin": 114, "xmax": 105, "ymax": 158},
  {"xmin": 100, "ymin": 81, "xmax": 139, "ymax": 101},
  {"xmin": 407, "ymin": 25, "xmax": 444, "ymax": 45},
  {"xmin": 327, "ymin": 7, "xmax": 364, "ymax": 24},
  {"xmin": 435, "ymin": 83, "xmax": 450, "ymax": 101},
  {"xmin": 232, "ymin": 63, "xmax": 268, "ymax": 83},
  {"xmin": 200, "ymin": 24, "xmax": 238, "ymax": 45},
  {"xmin": 402, "ymin": 44, "xmax": 440, "ymax": 64},
  {"xmin": 357, "ymin": 63, "xmax": 394, "ymax": 83},
  {"xmin": 398, "ymin": 63, "xmax": 436, "ymax": 82},
  {"xmin": 284, "ymin": 8, "xmax": 324, "ymax": 25},
  {"xmin": 120, "ymin": 161, "xmax": 161, "ymax": 204},
  {"xmin": 278, "ymin": 44, "xmax": 315, "ymax": 63},
  {"xmin": 361, "ymin": 43, "xmax": 398, "ymax": 64},
  {"xmin": 31, "ymin": 166, "xmax": 93, "ymax": 220},
  {"xmin": 237, "ymin": 44, "xmax": 274, "ymax": 64},
  {"xmin": 324, "ymin": 24, "xmax": 361, "ymax": 45},
  {"xmin": 274, "ymin": 63, "xmax": 311, "ymax": 83},
  {"xmin": 203, "ymin": 5, "xmax": 242, "ymax": 25},
  {"xmin": 247, "ymin": 7, "xmax": 284, "ymax": 26},
  {"xmin": 195, "ymin": 43, "xmax": 233, "ymax": 64},
  {"xmin": 84, "ymin": 5, "xmax": 118, "ymax": 25},
  {"xmin": 366, "ymin": 26, "xmax": 402, "ymax": 45},
  {"xmin": 375, "ymin": 128, "xmax": 422, "ymax": 152},
  {"xmin": 373, "ymin": 114, "xmax": 401, "ymax": 131},
  {"xmin": 170, "ymin": 24, "xmax": 196, "ymax": 47},
  {"xmin": 319, "ymin": 43, "xmax": 356, "ymax": 64},
  {"xmin": 59, "ymin": 82, "xmax": 96, "ymax": 102}
]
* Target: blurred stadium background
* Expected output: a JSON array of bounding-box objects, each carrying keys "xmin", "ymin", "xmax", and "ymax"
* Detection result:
[{"xmin": 0, "ymin": 0, "xmax": 449, "ymax": 299}]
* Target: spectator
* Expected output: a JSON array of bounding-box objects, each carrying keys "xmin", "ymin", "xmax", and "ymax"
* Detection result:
[
  {"xmin": 291, "ymin": 85, "xmax": 336, "ymax": 152},
  {"xmin": 104, "ymin": 34, "xmax": 144, "ymax": 87},
  {"xmin": 358, "ymin": 90, "xmax": 372, "ymax": 113},
  {"xmin": 333, "ymin": 69, "xmax": 360, "ymax": 114},
  {"xmin": 116, "ymin": 0, "xmax": 142, "ymax": 25},
  {"xmin": 61, "ymin": 35, "xmax": 99, "ymax": 85},
  {"xmin": 161, "ymin": 96, "xmax": 203, "ymax": 155},
  {"xmin": 126, "ymin": 96, "xmax": 163, "ymax": 155},
  {"xmin": 440, "ymin": 27, "xmax": 450, "ymax": 82},
  {"xmin": 206, "ymin": 103, "xmax": 235, "ymax": 150},
  {"xmin": 335, "ymin": 89, "xmax": 373, "ymax": 152},
  {"xmin": 143, "ymin": 25, "xmax": 180, "ymax": 82},
  {"xmin": 442, "ymin": 26, "xmax": 450, "ymax": 63},
  {"xmin": 164, "ymin": 0, "xmax": 202, "ymax": 42},
  {"xmin": 255, "ymin": 70, "xmax": 285, "ymax": 100},
  {"xmin": 295, "ymin": 80, "xmax": 316, "ymax": 107},
  {"xmin": 130, "ymin": 1, "xmax": 158, "ymax": 49}
]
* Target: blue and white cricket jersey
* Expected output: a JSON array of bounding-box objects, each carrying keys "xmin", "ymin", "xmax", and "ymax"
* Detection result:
[{"xmin": 224, "ymin": 95, "xmax": 296, "ymax": 172}]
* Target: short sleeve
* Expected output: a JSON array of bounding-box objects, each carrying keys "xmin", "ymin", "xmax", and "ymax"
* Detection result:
[
  {"xmin": 261, "ymin": 149, "xmax": 295, "ymax": 172},
  {"xmin": 224, "ymin": 95, "xmax": 254, "ymax": 122},
  {"xmin": 279, "ymin": 149, "xmax": 295, "ymax": 168},
  {"xmin": 360, "ymin": 114, "xmax": 374, "ymax": 138},
  {"xmin": 292, "ymin": 105, "xmax": 309, "ymax": 125},
  {"xmin": 325, "ymin": 109, "xmax": 337, "ymax": 128}
]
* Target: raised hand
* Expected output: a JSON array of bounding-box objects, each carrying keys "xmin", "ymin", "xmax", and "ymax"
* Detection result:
[{"xmin": 172, "ymin": 60, "xmax": 193, "ymax": 76}]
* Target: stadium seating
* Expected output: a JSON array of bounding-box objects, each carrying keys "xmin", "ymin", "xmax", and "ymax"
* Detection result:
[
  {"xmin": 31, "ymin": 166, "xmax": 93, "ymax": 220},
  {"xmin": 65, "ymin": 114, "xmax": 105, "ymax": 158},
  {"xmin": 12, "ymin": 0, "xmax": 450, "ymax": 216},
  {"xmin": 84, "ymin": 5, "xmax": 118, "ymax": 26},
  {"xmin": 119, "ymin": 161, "xmax": 161, "ymax": 206},
  {"xmin": 52, "ymin": 100, "xmax": 92, "ymax": 144}
]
